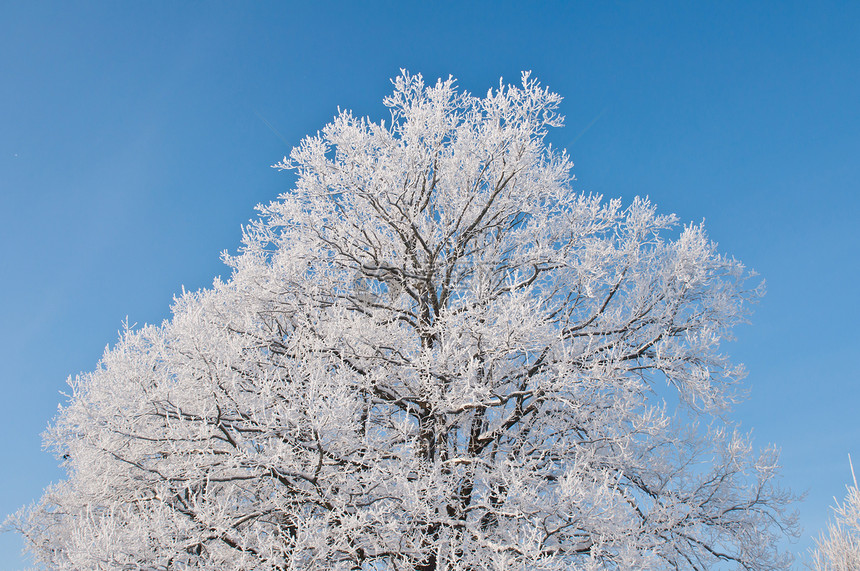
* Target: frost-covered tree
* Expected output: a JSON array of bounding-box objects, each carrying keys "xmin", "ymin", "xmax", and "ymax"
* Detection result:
[
  {"xmin": 810, "ymin": 458, "xmax": 860, "ymax": 570},
  {"xmin": 9, "ymin": 73, "xmax": 797, "ymax": 570}
]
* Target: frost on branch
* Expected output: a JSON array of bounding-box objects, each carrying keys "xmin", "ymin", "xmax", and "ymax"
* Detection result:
[
  {"xmin": 810, "ymin": 458, "xmax": 860, "ymax": 570},
  {"xmin": 9, "ymin": 72, "xmax": 797, "ymax": 570}
]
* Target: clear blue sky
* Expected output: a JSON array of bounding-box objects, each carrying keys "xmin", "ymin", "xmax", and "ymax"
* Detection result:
[{"xmin": 1, "ymin": 2, "xmax": 857, "ymax": 567}]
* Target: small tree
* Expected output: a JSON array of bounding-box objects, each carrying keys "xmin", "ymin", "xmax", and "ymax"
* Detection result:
[
  {"xmin": 811, "ymin": 458, "xmax": 860, "ymax": 570},
  {"xmin": 10, "ymin": 73, "xmax": 796, "ymax": 570}
]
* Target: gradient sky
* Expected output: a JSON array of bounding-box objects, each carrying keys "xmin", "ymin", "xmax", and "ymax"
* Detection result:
[{"xmin": 1, "ymin": 2, "xmax": 858, "ymax": 568}]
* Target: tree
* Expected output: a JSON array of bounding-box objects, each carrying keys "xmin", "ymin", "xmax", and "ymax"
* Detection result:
[
  {"xmin": 9, "ymin": 72, "xmax": 796, "ymax": 570},
  {"xmin": 810, "ymin": 458, "xmax": 860, "ymax": 570}
]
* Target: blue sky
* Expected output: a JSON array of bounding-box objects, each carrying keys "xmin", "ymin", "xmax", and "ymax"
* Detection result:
[{"xmin": 1, "ymin": 2, "xmax": 858, "ymax": 567}]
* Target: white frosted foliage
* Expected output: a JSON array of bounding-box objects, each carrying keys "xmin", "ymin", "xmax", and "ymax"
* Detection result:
[
  {"xmin": 9, "ymin": 72, "xmax": 796, "ymax": 570},
  {"xmin": 811, "ymin": 458, "xmax": 860, "ymax": 571}
]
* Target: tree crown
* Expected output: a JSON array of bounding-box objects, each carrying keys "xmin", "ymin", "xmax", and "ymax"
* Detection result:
[{"xmin": 8, "ymin": 72, "xmax": 796, "ymax": 571}]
